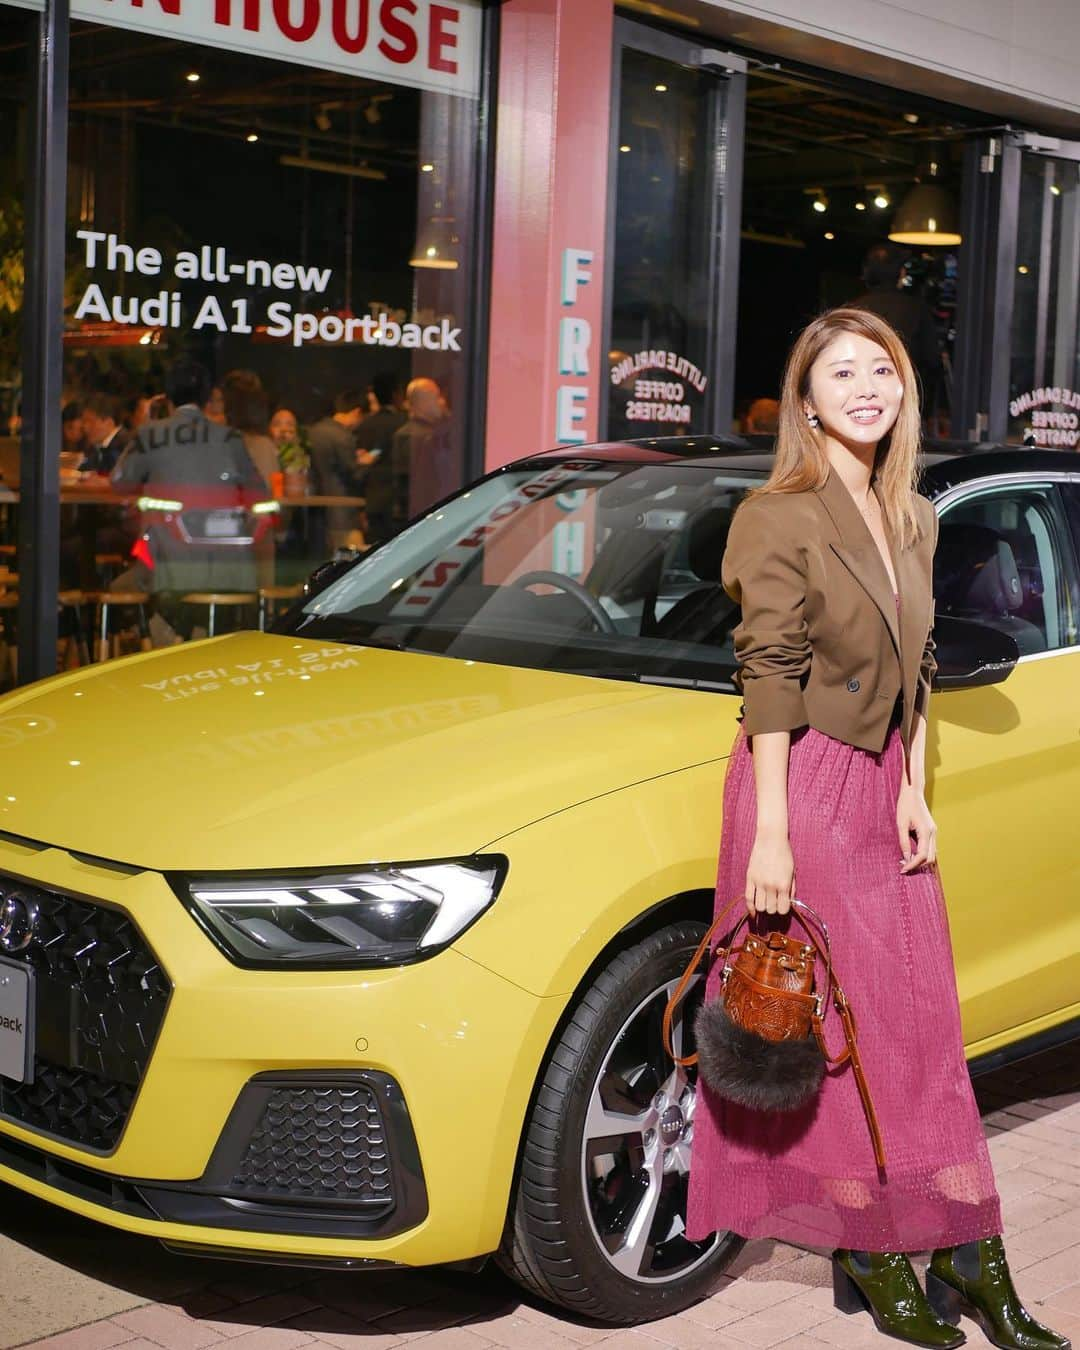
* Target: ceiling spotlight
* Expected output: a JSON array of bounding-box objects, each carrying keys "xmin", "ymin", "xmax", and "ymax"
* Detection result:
[
  {"xmin": 185, "ymin": 71, "xmax": 200, "ymax": 83},
  {"xmin": 855, "ymin": 201, "xmax": 867, "ymax": 211},
  {"xmin": 1051, "ymin": 183, "xmax": 1062, "ymax": 196},
  {"xmin": 824, "ymin": 231, "xmax": 835, "ymax": 240},
  {"xmin": 1018, "ymin": 265, "xmax": 1030, "ymax": 275},
  {"xmin": 654, "ymin": 83, "xmax": 668, "ymax": 92},
  {"xmin": 420, "ymin": 162, "xmax": 435, "ymax": 172},
  {"xmin": 903, "ymin": 113, "xmax": 919, "ymax": 124},
  {"xmin": 246, "ymin": 132, "xmax": 259, "ymax": 143},
  {"xmin": 620, "ymin": 144, "xmax": 631, "ymax": 153},
  {"xmin": 873, "ymin": 192, "xmax": 890, "ymax": 209}
]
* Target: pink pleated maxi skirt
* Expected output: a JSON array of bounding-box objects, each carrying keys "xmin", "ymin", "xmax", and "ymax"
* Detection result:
[{"xmin": 685, "ymin": 702, "xmax": 1004, "ymax": 1253}]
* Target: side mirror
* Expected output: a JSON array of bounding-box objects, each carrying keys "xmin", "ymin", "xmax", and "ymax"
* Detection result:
[{"xmin": 930, "ymin": 614, "xmax": 1020, "ymax": 690}]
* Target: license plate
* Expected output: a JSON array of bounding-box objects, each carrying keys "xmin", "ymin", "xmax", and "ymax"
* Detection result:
[
  {"xmin": 204, "ymin": 510, "xmax": 242, "ymax": 538},
  {"xmin": 0, "ymin": 956, "xmax": 34, "ymax": 1085}
]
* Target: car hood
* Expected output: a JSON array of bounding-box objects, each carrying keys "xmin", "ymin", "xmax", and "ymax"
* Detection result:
[{"xmin": 0, "ymin": 633, "xmax": 738, "ymax": 872}]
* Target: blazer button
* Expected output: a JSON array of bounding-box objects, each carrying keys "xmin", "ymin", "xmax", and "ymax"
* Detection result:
[{"xmin": 847, "ymin": 677, "xmax": 861, "ymax": 693}]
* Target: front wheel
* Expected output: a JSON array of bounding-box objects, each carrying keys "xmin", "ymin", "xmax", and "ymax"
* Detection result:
[{"xmin": 497, "ymin": 921, "xmax": 745, "ymax": 1323}]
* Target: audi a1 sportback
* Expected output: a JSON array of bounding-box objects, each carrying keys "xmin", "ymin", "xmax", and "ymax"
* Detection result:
[{"xmin": 1, "ymin": 438, "xmax": 1078, "ymax": 1323}]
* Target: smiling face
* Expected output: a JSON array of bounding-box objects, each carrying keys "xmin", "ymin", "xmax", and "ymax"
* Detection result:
[
  {"xmin": 269, "ymin": 408, "xmax": 298, "ymax": 447},
  {"xmin": 805, "ymin": 330, "xmax": 904, "ymax": 452}
]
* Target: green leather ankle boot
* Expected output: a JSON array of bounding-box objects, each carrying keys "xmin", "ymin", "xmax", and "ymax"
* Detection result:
[
  {"xmin": 925, "ymin": 1235, "xmax": 1071, "ymax": 1349},
  {"xmin": 832, "ymin": 1248, "xmax": 967, "ymax": 1347}
]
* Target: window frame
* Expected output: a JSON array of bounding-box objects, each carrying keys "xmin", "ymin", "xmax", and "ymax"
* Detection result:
[{"xmin": 931, "ymin": 470, "xmax": 1080, "ymax": 656}]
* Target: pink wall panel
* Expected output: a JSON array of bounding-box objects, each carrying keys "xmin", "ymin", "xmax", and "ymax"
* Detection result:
[{"xmin": 484, "ymin": 0, "xmax": 614, "ymax": 469}]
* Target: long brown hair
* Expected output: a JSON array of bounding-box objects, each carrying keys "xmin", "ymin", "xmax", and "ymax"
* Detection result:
[{"xmin": 748, "ymin": 307, "xmax": 924, "ymax": 550}]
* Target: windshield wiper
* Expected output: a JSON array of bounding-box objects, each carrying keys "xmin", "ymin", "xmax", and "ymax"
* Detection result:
[
  {"xmin": 567, "ymin": 668, "xmax": 736, "ymax": 692},
  {"xmin": 638, "ymin": 674, "xmax": 736, "ymax": 692}
]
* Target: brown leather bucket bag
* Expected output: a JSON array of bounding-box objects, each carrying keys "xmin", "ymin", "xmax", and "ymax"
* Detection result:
[{"xmin": 662, "ymin": 896, "xmax": 886, "ymax": 1170}]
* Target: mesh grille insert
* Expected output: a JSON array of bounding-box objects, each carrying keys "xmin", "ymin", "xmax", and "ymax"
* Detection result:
[{"xmin": 229, "ymin": 1084, "xmax": 393, "ymax": 1207}]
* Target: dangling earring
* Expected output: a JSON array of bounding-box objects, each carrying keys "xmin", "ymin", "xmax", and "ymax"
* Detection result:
[{"xmin": 806, "ymin": 411, "xmax": 820, "ymax": 429}]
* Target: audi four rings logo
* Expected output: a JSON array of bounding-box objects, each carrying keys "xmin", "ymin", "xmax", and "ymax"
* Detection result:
[{"xmin": 0, "ymin": 892, "xmax": 39, "ymax": 953}]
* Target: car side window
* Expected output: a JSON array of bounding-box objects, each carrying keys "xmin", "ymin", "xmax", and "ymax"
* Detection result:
[{"xmin": 934, "ymin": 484, "xmax": 1077, "ymax": 655}]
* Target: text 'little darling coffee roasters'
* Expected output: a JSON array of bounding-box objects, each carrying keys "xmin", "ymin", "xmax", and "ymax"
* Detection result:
[{"xmin": 72, "ymin": 230, "xmax": 464, "ymax": 351}]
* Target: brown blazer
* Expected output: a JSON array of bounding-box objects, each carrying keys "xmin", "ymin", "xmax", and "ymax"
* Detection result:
[{"xmin": 720, "ymin": 466, "xmax": 938, "ymax": 764}]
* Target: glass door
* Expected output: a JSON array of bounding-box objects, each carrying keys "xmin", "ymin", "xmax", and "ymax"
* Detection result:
[
  {"xmin": 954, "ymin": 132, "xmax": 1080, "ymax": 444},
  {"xmin": 601, "ymin": 20, "xmax": 745, "ymax": 441}
]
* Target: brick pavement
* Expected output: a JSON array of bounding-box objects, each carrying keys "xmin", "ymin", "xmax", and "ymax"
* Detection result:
[{"xmin": 2, "ymin": 1042, "xmax": 1078, "ymax": 1350}]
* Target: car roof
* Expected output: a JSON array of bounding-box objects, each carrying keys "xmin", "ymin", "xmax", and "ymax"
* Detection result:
[{"xmin": 525, "ymin": 434, "xmax": 1080, "ymax": 496}]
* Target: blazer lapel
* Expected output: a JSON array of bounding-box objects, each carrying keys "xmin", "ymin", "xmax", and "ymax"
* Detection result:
[{"xmin": 815, "ymin": 467, "xmax": 901, "ymax": 656}]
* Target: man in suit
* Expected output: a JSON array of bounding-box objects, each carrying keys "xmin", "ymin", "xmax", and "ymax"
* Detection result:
[
  {"xmin": 367, "ymin": 377, "xmax": 452, "ymax": 546},
  {"xmin": 308, "ymin": 388, "xmax": 373, "ymax": 552},
  {"xmin": 355, "ymin": 372, "xmax": 405, "ymax": 546},
  {"xmin": 111, "ymin": 358, "xmax": 269, "ymax": 628},
  {"xmin": 80, "ymin": 394, "xmax": 133, "ymax": 474}
]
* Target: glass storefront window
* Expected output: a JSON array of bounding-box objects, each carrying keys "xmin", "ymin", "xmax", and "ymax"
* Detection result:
[
  {"xmin": 0, "ymin": 3, "xmax": 29, "ymax": 650},
  {"xmin": 607, "ymin": 48, "xmax": 717, "ymax": 441},
  {"xmin": 0, "ymin": 2, "xmax": 482, "ymax": 662},
  {"xmin": 1007, "ymin": 154, "xmax": 1080, "ymax": 445}
]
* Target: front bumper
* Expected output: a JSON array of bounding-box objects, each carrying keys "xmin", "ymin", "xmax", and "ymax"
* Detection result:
[{"xmin": 0, "ymin": 836, "xmax": 559, "ymax": 1267}]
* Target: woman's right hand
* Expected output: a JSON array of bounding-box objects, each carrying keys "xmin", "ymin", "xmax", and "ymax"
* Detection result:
[{"xmin": 745, "ymin": 827, "xmax": 795, "ymax": 915}]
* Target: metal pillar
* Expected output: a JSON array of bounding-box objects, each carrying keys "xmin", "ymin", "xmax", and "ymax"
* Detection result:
[{"xmin": 18, "ymin": 0, "xmax": 69, "ymax": 684}]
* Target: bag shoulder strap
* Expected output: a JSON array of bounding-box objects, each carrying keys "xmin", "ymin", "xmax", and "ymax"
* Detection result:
[{"xmin": 661, "ymin": 894, "xmax": 746, "ymax": 1066}]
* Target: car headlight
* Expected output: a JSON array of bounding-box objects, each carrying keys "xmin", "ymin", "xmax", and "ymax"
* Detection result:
[{"xmin": 171, "ymin": 856, "xmax": 507, "ymax": 968}]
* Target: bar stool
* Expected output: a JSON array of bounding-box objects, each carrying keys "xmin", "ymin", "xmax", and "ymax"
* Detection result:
[
  {"xmin": 88, "ymin": 590, "xmax": 153, "ymax": 662},
  {"xmin": 94, "ymin": 553, "xmax": 127, "ymax": 588},
  {"xmin": 181, "ymin": 592, "xmax": 257, "ymax": 638},
  {"xmin": 58, "ymin": 590, "xmax": 91, "ymax": 668},
  {"xmin": 258, "ymin": 583, "xmax": 304, "ymax": 632}
]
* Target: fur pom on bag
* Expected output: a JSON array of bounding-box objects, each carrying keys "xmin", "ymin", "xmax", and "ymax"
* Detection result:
[{"xmin": 693, "ymin": 999, "xmax": 825, "ymax": 1113}]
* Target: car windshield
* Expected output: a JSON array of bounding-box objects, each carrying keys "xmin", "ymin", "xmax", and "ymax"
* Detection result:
[{"xmin": 283, "ymin": 454, "xmax": 765, "ymax": 689}]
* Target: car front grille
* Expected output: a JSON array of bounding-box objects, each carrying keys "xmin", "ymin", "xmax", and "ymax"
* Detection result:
[
  {"xmin": 0, "ymin": 877, "xmax": 170, "ymax": 1153},
  {"xmin": 229, "ymin": 1083, "xmax": 393, "ymax": 1207}
]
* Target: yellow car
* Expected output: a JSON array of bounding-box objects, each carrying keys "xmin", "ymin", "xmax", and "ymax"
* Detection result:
[{"xmin": 1, "ymin": 439, "xmax": 1078, "ymax": 1323}]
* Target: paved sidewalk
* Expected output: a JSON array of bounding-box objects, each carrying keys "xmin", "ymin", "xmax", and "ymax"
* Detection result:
[{"xmin": 2, "ymin": 1042, "xmax": 1078, "ymax": 1350}]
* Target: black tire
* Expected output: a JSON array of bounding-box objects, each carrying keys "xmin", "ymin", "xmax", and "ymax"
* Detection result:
[{"xmin": 497, "ymin": 921, "xmax": 745, "ymax": 1323}]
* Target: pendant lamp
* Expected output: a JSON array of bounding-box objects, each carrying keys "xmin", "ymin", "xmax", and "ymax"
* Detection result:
[{"xmin": 889, "ymin": 152, "xmax": 961, "ymax": 246}]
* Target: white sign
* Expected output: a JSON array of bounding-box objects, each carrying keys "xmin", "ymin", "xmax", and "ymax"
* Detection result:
[
  {"xmin": 7, "ymin": 0, "xmax": 482, "ymax": 98},
  {"xmin": 611, "ymin": 348, "xmax": 707, "ymax": 427},
  {"xmin": 71, "ymin": 230, "xmax": 464, "ymax": 350},
  {"xmin": 556, "ymin": 247, "xmax": 593, "ymax": 446},
  {"xmin": 1009, "ymin": 386, "xmax": 1080, "ymax": 448}
]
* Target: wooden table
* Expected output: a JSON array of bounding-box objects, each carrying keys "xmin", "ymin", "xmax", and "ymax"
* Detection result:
[{"xmin": 0, "ymin": 486, "xmax": 367, "ymax": 587}]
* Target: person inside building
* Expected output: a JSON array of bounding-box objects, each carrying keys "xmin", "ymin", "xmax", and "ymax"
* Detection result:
[
  {"xmin": 269, "ymin": 406, "xmax": 300, "ymax": 452},
  {"xmin": 223, "ymin": 369, "xmax": 278, "ymax": 586},
  {"xmin": 110, "ymin": 357, "xmax": 268, "ymax": 637},
  {"xmin": 354, "ymin": 372, "xmax": 405, "ymax": 545},
  {"xmin": 203, "ymin": 383, "xmax": 226, "ymax": 425},
  {"xmin": 222, "ymin": 369, "xmax": 278, "ymax": 487},
  {"xmin": 850, "ymin": 243, "xmax": 941, "ymax": 408},
  {"xmin": 308, "ymin": 389, "xmax": 376, "ymax": 552},
  {"xmin": 127, "ymin": 393, "xmax": 156, "ymax": 434},
  {"xmin": 80, "ymin": 393, "xmax": 133, "ymax": 475},
  {"xmin": 743, "ymin": 397, "xmax": 780, "ymax": 436},
  {"xmin": 372, "ymin": 376, "xmax": 451, "ymax": 543},
  {"xmin": 60, "ymin": 400, "xmax": 87, "ymax": 461}
]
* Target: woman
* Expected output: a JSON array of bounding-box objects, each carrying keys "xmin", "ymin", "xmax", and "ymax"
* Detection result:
[
  {"xmin": 222, "ymin": 369, "xmax": 277, "ymax": 587},
  {"xmin": 685, "ymin": 309, "xmax": 1068, "ymax": 1350}
]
